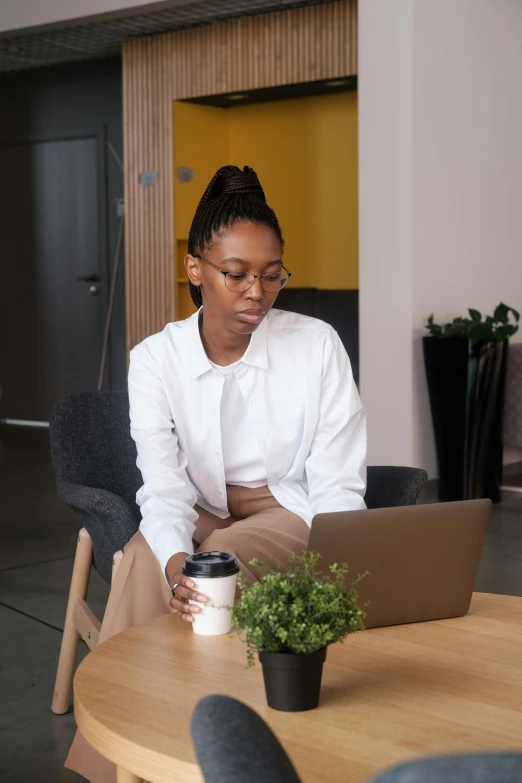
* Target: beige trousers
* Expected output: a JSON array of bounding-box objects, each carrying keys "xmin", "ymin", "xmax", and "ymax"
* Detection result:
[{"xmin": 65, "ymin": 485, "xmax": 309, "ymax": 783}]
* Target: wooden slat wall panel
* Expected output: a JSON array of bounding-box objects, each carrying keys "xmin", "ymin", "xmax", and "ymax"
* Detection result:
[
  {"xmin": 171, "ymin": 1, "xmax": 357, "ymax": 99},
  {"xmin": 123, "ymin": 0, "xmax": 357, "ymax": 351},
  {"xmin": 123, "ymin": 35, "xmax": 176, "ymax": 352}
]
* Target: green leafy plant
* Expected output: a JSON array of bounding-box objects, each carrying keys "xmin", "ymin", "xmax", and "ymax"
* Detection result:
[
  {"xmin": 426, "ymin": 303, "xmax": 519, "ymax": 345},
  {"xmin": 232, "ymin": 551, "xmax": 367, "ymax": 668}
]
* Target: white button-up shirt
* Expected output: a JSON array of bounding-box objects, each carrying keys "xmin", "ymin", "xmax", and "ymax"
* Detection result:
[{"xmin": 128, "ymin": 308, "xmax": 367, "ymax": 575}]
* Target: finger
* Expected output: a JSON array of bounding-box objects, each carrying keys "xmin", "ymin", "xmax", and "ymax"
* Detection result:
[
  {"xmin": 172, "ymin": 606, "xmax": 194, "ymax": 623},
  {"xmin": 177, "ymin": 574, "xmax": 195, "ymax": 590},
  {"xmin": 170, "ymin": 595, "xmax": 190, "ymax": 611},
  {"xmin": 174, "ymin": 584, "xmax": 208, "ymax": 603},
  {"xmin": 172, "ymin": 607, "xmax": 194, "ymax": 623},
  {"xmin": 170, "ymin": 596, "xmax": 200, "ymax": 614},
  {"xmin": 177, "ymin": 575, "xmax": 208, "ymax": 602}
]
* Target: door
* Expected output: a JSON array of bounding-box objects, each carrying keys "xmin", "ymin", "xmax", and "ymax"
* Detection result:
[{"xmin": 0, "ymin": 136, "xmax": 104, "ymax": 421}]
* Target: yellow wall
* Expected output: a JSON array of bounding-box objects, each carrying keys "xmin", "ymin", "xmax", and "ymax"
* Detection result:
[
  {"xmin": 174, "ymin": 102, "xmax": 229, "ymax": 239},
  {"xmin": 228, "ymin": 92, "xmax": 358, "ymax": 290},
  {"xmin": 227, "ymin": 99, "xmax": 312, "ymax": 288},
  {"xmin": 173, "ymin": 103, "xmax": 229, "ymax": 319},
  {"xmin": 306, "ymin": 93, "xmax": 358, "ymax": 290},
  {"xmin": 173, "ymin": 91, "xmax": 358, "ymax": 319}
]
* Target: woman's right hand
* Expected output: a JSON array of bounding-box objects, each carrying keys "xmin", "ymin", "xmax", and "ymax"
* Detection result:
[{"xmin": 167, "ymin": 552, "xmax": 208, "ymax": 623}]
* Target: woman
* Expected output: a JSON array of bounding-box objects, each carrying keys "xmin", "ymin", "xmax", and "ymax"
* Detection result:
[{"xmin": 66, "ymin": 165, "xmax": 366, "ymax": 781}]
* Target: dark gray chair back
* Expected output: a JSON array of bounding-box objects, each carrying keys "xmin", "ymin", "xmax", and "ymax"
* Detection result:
[
  {"xmin": 50, "ymin": 391, "xmax": 142, "ymax": 581},
  {"xmin": 366, "ymin": 466, "xmax": 427, "ymax": 509},
  {"xmin": 191, "ymin": 695, "xmax": 302, "ymax": 783},
  {"xmin": 50, "ymin": 391, "xmax": 141, "ymax": 516},
  {"xmin": 368, "ymin": 753, "xmax": 522, "ymax": 782}
]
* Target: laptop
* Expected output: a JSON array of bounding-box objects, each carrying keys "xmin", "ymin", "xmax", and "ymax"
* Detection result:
[{"xmin": 308, "ymin": 499, "xmax": 491, "ymax": 629}]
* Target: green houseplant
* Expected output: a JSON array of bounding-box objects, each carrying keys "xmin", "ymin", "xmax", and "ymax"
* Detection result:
[
  {"xmin": 423, "ymin": 303, "xmax": 519, "ymax": 502},
  {"xmin": 232, "ymin": 551, "xmax": 366, "ymax": 713},
  {"xmin": 426, "ymin": 304, "xmax": 519, "ymax": 344}
]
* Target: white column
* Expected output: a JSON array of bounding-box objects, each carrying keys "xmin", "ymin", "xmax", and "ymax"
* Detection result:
[
  {"xmin": 359, "ymin": 0, "xmax": 522, "ymax": 476},
  {"xmin": 359, "ymin": 0, "xmax": 415, "ymax": 467}
]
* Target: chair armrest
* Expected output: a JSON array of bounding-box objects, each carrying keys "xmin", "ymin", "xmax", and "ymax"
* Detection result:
[{"xmin": 57, "ymin": 480, "xmax": 139, "ymax": 583}]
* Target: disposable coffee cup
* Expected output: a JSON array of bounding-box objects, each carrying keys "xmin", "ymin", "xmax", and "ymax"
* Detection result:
[{"xmin": 183, "ymin": 551, "xmax": 240, "ymax": 636}]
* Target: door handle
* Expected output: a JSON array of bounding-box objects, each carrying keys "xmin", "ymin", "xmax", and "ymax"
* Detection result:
[{"xmin": 77, "ymin": 274, "xmax": 100, "ymax": 283}]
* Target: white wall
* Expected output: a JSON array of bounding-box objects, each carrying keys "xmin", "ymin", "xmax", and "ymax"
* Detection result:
[
  {"xmin": 358, "ymin": 0, "xmax": 415, "ymax": 468},
  {"xmin": 0, "ymin": 0, "xmax": 191, "ymax": 34},
  {"xmin": 359, "ymin": 0, "xmax": 522, "ymax": 476}
]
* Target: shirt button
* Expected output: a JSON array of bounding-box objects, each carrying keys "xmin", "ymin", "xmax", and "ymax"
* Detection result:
[{"xmin": 217, "ymin": 489, "xmax": 223, "ymax": 495}]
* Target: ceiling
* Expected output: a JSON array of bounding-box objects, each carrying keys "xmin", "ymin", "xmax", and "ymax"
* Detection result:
[{"xmin": 0, "ymin": 0, "xmax": 331, "ymax": 73}]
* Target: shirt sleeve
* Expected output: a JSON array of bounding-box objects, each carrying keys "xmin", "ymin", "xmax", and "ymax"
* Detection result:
[
  {"xmin": 128, "ymin": 341, "xmax": 198, "ymax": 578},
  {"xmin": 305, "ymin": 328, "xmax": 367, "ymax": 516}
]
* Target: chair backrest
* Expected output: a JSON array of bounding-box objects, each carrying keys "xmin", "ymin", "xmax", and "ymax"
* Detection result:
[
  {"xmin": 191, "ymin": 695, "xmax": 302, "ymax": 783},
  {"xmin": 368, "ymin": 753, "xmax": 522, "ymax": 782},
  {"xmin": 49, "ymin": 391, "xmax": 142, "ymax": 520},
  {"xmin": 366, "ymin": 466, "xmax": 428, "ymax": 509}
]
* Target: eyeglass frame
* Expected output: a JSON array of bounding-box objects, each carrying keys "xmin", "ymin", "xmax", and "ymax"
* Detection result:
[{"xmin": 194, "ymin": 255, "xmax": 292, "ymax": 293}]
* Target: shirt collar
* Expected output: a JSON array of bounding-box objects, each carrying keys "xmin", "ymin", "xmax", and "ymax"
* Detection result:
[{"xmin": 187, "ymin": 308, "xmax": 269, "ymax": 379}]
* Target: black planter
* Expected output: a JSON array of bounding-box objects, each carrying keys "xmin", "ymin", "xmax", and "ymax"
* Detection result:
[
  {"xmin": 423, "ymin": 337, "xmax": 509, "ymax": 502},
  {"xmin": 259, "ymin": 647, "xmax": 327, "ymax": 712}
]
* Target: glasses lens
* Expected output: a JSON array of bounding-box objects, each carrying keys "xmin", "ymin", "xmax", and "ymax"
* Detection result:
[
  {"xmin": 225, "ymin": 272, "xmax": 252, "ymax": 292},
  {"xmin": 224, "ymin": 271, "xmax": 290, "ymax": 292},
  {"xmin": 262, "ymin": 272, "xmax": 289, "ymax": 292}
]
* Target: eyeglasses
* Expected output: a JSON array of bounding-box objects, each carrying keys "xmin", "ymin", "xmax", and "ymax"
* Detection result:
[{"xmin": 195, "ymin": 255, "xmax": 292, "ymax": 293}]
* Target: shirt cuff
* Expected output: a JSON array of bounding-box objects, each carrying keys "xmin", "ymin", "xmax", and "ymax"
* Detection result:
[{"xmin": 149, "ymin": 529, "xmax": 195, "ymax": 587}]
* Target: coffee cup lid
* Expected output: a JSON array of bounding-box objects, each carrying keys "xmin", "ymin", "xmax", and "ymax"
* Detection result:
[{"xmin": 183, "ymin": 551, "xmax": 240, "ymax": 579}]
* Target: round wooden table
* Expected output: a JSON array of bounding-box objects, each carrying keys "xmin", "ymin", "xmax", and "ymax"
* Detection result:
[{"xmin": 74, "ymin": 593, "xmax": 522, "ymax": 783}]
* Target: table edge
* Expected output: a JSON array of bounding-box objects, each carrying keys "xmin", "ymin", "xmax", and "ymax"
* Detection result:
[{"xmin": 74, "ymin": 675, "xmax": 201, "ymax": 782}]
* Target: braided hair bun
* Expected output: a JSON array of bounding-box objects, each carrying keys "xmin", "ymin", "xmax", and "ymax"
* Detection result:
[
  {"xmin": 187, "ymin": 165, "xmax": 282, "ymax": 308},
  {"xmin": 202, "ymin": 165, "xmax": 267, "ymax": 201}
]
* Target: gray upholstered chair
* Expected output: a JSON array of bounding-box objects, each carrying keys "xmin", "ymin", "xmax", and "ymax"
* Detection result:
[
  {"xmin": 192, "ymin": 695, "xmax": 302, "ymax": 783},
  {"xmin": 368, "ymin": 753, "xmax": 522, "ymax": 782},
  {"xmin": 49, "ymin": 391, "xmax": 427, "ymax": 715},
  {"xmin": 50, "ymin": 391, "xmax": 141, "ymax": 714},
  {"xmin": 50, "ymin": 391, "xmax": 141, "ymax": 583}
]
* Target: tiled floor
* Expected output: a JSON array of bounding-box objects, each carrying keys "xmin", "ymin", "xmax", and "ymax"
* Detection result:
[
  {"xmin": 1, "ymin": 447, "xmax": 521, "ymax": 783},
  {"xmin": 0, "ymin": 449, "xmax": 109, "ymax": 783}
]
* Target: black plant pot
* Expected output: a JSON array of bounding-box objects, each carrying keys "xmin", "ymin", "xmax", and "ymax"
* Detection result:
[
  {"xmin": 259, "ymin": 647, "xmax": 327, "ymax": 712},
  {"xmin": 423, "ymin": 337, "xmax": 509, "ymax": 502}
]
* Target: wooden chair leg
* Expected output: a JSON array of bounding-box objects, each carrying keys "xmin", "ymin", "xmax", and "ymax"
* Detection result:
[
  {"xmin": 52, "ymin": 528, "xmax": 93, "ymax": 714},
  {"xmin": 112, "ymin": 549, "xmax": 124, "ymax": 582},
  {"xmin": 116, "ymin": 767, "xmax": 143, "ymax": 783},
  {"xmin": 73, "ymin": 598, "xmax": 101, "ymax": 650}
]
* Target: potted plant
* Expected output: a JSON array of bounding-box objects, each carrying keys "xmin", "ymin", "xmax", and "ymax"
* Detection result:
[
  {"xmin": 232, "ymin": 552, "xmax": 366, "ymax": 713},
  {"xmin": 423, "ymin": 303, "xmax": 519, "ymax": 502}
]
